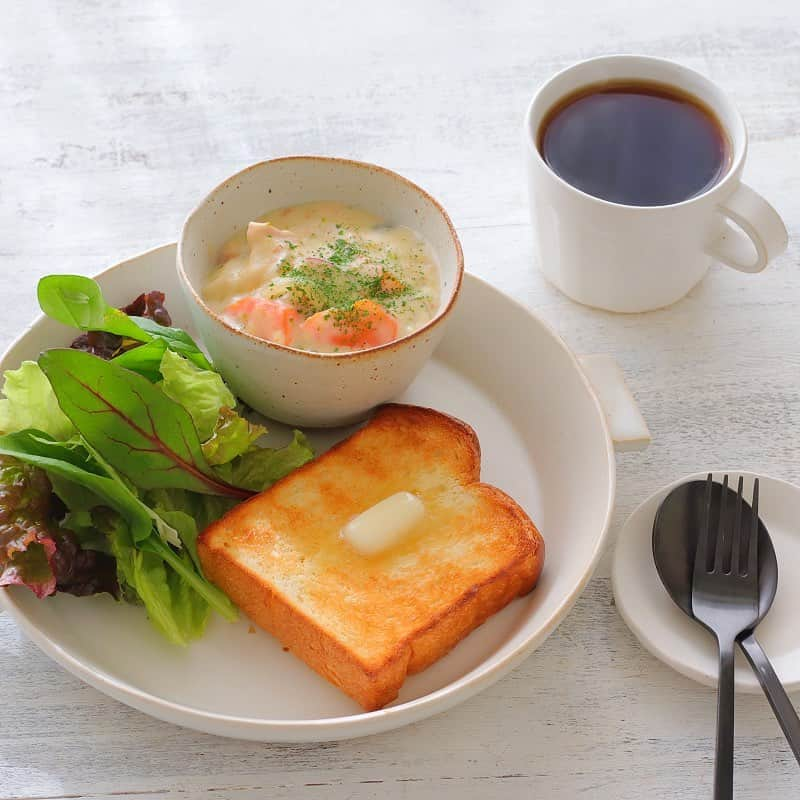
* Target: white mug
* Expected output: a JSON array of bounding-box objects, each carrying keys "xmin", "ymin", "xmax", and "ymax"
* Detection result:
[{"xmin": 524, "ymin": 55, "xmax": 788, "ymax": 313}]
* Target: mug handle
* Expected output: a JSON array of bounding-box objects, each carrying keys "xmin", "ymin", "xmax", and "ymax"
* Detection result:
[{"xmin": 706, "ymin": 183, "xmax": 788, "ymax": 273}]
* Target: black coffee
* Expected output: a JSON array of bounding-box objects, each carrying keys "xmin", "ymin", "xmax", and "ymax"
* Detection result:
[{"xmin": 538, "ymin": 80, "xmax": 730, "ymax": 206}]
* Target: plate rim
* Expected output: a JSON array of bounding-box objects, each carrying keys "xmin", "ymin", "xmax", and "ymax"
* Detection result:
[
  {"xmin": 612, "ymin": 469, "xmax": 800, "ymax": 694},
  {"xmin": 0, "ymin": 242, "xmax": 616, "ymax": 740}
]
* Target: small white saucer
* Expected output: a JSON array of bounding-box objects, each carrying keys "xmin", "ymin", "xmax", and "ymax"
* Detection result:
[{"xmin": 613, "ymin": 471, "xmax": 800, "ymax": 693}]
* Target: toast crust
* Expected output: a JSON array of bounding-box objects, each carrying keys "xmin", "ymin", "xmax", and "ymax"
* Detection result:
[{"xmin": 199, "ymin": 404, "xmax": 544, "ymax": 710}]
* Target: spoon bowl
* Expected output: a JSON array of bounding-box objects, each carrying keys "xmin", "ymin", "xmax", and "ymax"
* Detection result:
[{"xmin": 652, "ymin": 479, "xmax": 777, "ymax": 623}]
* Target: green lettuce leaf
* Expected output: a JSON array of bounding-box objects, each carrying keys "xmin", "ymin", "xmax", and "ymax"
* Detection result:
[
  {"xmin": 0, "ymin": 429, "xmax": 154, "ymax": 541},
  {"xmin": 144, "ymin": 487, "xmax": 237, "ymax": 571},
  {"xmin": 145, "ymin": 487, "xmax": 236, "ymax": 533},
  {"xmin": 37, "ymin": 275, "xmax": 212, "ymax": 371},
  {"xmin": 0, "ymin": 361, "xmax": 74, "ymax": 440},
  {"xmin": 201, "ymin": 407, "xmax": 266, "ymax": 466},
  {"xmin": 214, "ymin": 430, "xmax": 314, "ymax": 492},
  {"xmin": 37, "ymin": 275, "xmax": 149, "ymax": 342},
  {"xmin": 0, "ymin": 429, "xmax": 183, "ymax": 547},
  {"xmin": 152, "ymin": 506, "xmax": 200, "ymax": 569},
  {"xmin": 157, "ymin": 349, "xmax": 265, "ymax": 466},
  {"xmin": 132, "ymin": 317, "xmax": 212, "ymax": 371},
  {"xmin": 113, "ymin": 339, "xmax": 169, "ymax": 382},
  {"xmin": 166, "ymin": 554, "xmax": 212, "ymax": 641},
  {"xmin": 97, "ymin": 509, "xmax": 233, "ymax": 644},
  {"xmin": 48, "ymin": 473, "xmax": 104, "ymax": 512},
  {"xmin": 141, "ymin": 533, "xmax": 237, "ymax": 623},
  {"xmin": 37, "ymin": 444, "xmax": 180, "ymax": 550},
  {"xmin": 132, "ymin": 548, "xmax": 209, "ymax": 645},
  {"xmin": 98, "ymin": 508, "xmax": 138, "ymax": 602},
  {"xmin": 159, "ymin": 349, "xmax": 236, "ymax": 441}
]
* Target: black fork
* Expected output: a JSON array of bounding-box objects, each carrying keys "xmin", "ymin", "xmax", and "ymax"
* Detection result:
[{"xmin": 691, "ymin": 474, "xmax": 761, "ymax": 800}]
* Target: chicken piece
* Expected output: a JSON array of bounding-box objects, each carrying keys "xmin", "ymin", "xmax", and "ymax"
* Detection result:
[
  {"xmin": 247, "ymin": 221, "xmax": 295, "ymax": 278},
  {"xmin": 204, "ymin": 222, "xmax": 297, "ymax": 305}
]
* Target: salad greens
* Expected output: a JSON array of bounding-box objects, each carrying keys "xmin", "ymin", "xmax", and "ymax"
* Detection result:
[
  {"xmin": 129, "ymin": 316, "xmax": 213, "ymax": 370},
  {"xmin": 214, "ymin": 430, "xmax": 314, "ymax": 493},
  {"xmin": 38, "ymin": 348, "xmax": 250, "ymax": 498},
  {"xmin": 39, "ymin": 274, "xmax": 212, "ymax": 369},
  {"xmin": 0, "ymin": 455, "xmax": 61, "ymax": 598},
  {"xmin": 0, "ymin": 455, "xmax": 118, "ymax": 599},
  {"xmin": 0, "ymin": 276, "xmax": 314, "ymax": 645},
  {"xmin": 38, "ymin": 274, "xmax": 149, "ymax": 343},
  {"xmin": 113, "ymin": 338, "xmax": 169, "ymax": 382},
  {"xmin": 201, "ymin": 407, "xmax": 266, "ymax": 466},
  {"xmin": 0, "ymin": 429, "xmax": 156, "ymax": 542},
  {"xmin": 159, "ymin": 349, "xmax": 236, "ymax": 441},
  {"xmin": 0, "ymin": 362, "xmax": 74, "ymax": 440}
]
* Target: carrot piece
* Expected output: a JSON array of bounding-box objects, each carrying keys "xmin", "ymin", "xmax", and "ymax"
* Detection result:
[
  {"xmin": 301, "ymin": 299, "xmax": 399, "ymax": 349},
  {"xmin": 224, "ymin": 297, "xmax": 301, "ymax": 345}
]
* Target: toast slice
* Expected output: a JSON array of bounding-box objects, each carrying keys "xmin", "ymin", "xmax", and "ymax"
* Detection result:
[{"xmin": 198, "ymin": 404, "xmax": 544, "ymax": 710}]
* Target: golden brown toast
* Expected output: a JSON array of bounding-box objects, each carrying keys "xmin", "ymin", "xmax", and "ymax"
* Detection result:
[{"xmin": 198, "ymin": 404, "xmax": 544, "ymax": 710}]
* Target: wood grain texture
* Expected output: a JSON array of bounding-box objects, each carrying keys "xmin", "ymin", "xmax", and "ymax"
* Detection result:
[{"xmin": 1, "ymin": 0, "xmax": 799, "ymax": 797}]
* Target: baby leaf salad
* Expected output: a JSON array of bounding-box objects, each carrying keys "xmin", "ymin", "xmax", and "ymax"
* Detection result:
[{"xmin": 0, "ymin": 275, "xmax": 314, "ymax": 644}]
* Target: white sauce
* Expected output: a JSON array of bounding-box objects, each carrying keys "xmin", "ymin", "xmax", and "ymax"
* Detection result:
[{"xmin": 202, "ymin": 201, "xmax": 441, "ymax": 353}]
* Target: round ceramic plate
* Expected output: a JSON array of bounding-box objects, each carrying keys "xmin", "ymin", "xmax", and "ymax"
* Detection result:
[
  {"xmin": 0, "ymin": 244, "xmax": 615, "ymax": 741},
  {"xmin": 613, "ymin": 471, "xmax": 800, "ymax": 693}
]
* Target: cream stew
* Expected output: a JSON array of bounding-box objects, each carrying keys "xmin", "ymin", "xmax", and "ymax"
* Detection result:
[{"xmin": 202, "ymin": 202, "xmax": 441, "ymax": 353}]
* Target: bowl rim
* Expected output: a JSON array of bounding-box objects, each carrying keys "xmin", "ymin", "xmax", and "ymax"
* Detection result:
[{"xmin": 177, "ymin": 156, "xmax": 465, "ymax": 360}]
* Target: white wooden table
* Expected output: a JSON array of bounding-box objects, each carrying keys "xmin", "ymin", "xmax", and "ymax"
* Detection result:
[{"xmin": 1, "ymin": 1, "xmax": 798, "ymax": 797}]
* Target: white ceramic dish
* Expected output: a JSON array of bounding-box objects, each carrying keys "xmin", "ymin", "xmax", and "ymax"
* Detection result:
[
  {"xmin": 178, "ymin": 157, "xmax": 463, "ymax": 428},
  {"xmin": 0, "ymin": 244, "xmax": 615, "ymax": 741},
  {"xmin": 613, "ymin": 471, "xmax": 800, "ymax": 693}
]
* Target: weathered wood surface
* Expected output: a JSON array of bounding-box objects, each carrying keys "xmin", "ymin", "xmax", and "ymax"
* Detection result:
[{"xmin": 1, "ymin": 0, "xmax": 799, "ymax": 797}]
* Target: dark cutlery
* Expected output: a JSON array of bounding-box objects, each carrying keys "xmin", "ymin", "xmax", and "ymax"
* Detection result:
[
  {"xmin": 652, "ymin": 476, "xmax": 800, "ymax": 768},
  {"xmin": 690, "ymin": 475, "xmax": 761, "ymax": 798}
]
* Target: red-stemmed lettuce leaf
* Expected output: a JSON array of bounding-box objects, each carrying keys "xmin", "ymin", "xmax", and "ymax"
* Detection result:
[{"xmin": 38, "ymin": 349, "xmax": 251, "ymax": 499}]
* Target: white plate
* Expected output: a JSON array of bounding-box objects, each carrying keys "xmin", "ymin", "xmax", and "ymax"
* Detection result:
[
  {"xmin": 613, "ymin": 471, "xmax": 800, "ymax": 693},
  {"xmin": 0, "ymin": 244, "xmax": 615, "ymax": 741}
]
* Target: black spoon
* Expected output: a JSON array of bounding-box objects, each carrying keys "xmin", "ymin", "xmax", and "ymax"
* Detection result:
[{"xmin": 652, "ymin": 479, "xmax": 800, "ymax": 765}]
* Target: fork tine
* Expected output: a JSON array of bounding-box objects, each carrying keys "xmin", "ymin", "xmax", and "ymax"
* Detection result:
[
  {"xmin": 747, "ymin": 478, "xmax": 760, "ymax": 578},
  {"xmin": 731, "ymin": 476, "xmax": 744, "ymax": 574},
  {"xmin": 696, "ymin": 473, "xmax": 714, "ymax": 573},
  {"xmin": 714, "ymin": 474, "xmax": 729, "ymax": 572}
]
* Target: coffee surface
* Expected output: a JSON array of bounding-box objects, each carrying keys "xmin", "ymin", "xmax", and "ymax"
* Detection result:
[{"xmin": 539, "ymin": 81, "xmax": 730, "ymax": 206}]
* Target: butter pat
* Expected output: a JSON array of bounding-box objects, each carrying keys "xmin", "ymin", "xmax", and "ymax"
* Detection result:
[{"xmin": 341, "ymin": 492, "xmax": 425, "ymax": 556}]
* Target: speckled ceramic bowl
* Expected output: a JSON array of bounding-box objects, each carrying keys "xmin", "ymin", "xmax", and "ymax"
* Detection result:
[{"xmin": 178, "ymin": 157, "xmax": 463, "ymax": 427}]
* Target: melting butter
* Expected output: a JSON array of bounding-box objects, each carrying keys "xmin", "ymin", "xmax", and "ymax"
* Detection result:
[{"xmin": 341, "ymin": 492, "xmax": 425, "ymax": 556}]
